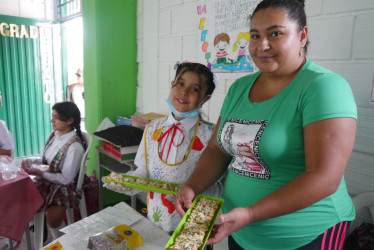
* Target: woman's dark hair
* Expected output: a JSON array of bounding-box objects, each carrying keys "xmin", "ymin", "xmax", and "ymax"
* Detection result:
[
  {"xmin": 52, "ymin": 101, "xmax": 86, "ymax": 149},
  {"xmin": 250, "ymin": 0, "xmax": 309, "ymax": 53},
  {"xmin": 174, "ymin": 62, "xmax": 216, "ymax": 97}
]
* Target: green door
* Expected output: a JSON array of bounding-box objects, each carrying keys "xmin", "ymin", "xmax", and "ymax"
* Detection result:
[{"xmin": 0, "ymin": 15, "xmax": 62, "ymax": 158}]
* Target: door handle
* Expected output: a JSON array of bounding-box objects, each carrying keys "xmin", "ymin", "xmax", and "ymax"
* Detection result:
[{"xmin": 0, "ymin": 90, "xmax": 2, "ymax": 107}]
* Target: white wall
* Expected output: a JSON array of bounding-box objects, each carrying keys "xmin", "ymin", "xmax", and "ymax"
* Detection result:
[
  {"xmin": 137, "ymin": 0, "xmax": 374, "ymax": 219},
  {"xmin": 0, "ymin": 0, "xmax": 55, "ymax": 20}
]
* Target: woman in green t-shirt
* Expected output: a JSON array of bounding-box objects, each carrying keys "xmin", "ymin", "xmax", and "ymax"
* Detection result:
[{"xmin": 175, "ymin": 0, "xmax": 357, "ymax": 249}]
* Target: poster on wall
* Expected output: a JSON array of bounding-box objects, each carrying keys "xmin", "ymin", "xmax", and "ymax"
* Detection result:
[{"xmin": 197, "ymin": 0, "xmax": 261, "ymax": 73}]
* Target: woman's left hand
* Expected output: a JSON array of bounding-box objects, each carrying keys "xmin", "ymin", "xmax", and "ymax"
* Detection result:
[{"xmin": 207, "ymin": 207, "xmax": 252, "ymax": 245}]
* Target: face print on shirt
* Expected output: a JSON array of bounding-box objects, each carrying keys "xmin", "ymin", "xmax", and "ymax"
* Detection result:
[{"xmin": 219, "ymin": 118, "xmax": 270, "ymax": 180}]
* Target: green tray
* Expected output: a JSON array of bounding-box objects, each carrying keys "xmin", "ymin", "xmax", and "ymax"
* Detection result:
[
  {"xmin": 104, "ymin": 174, "xmax": 181, "ymax": 195},
  {"xmin": 164, "ymin": 194, "xmax": 224, "ymax": 250}
]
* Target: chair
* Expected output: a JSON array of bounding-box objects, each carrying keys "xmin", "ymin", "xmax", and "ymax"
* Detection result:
[
  {"xmin": 349, "ymin": 192, "xmax": 374, "ymax": 234},
  {"xmin": 34, "ymin": 132, "xmax": 92, "ymax": 250},
  {"xmin": 6, "ymin": 132, "xmax": 18, "ymax": 249},
  {"xmin": 9, "ymin": 131, "xmax": 15, "ymax": 159},
  {"xmin": 66, "ymin": 132, "xmax": 92, "ymax": 223}
]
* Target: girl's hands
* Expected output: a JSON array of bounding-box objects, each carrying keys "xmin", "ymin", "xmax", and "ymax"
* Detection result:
[
  {"xmin": 21, "ymin": 159, "xmax": 31, "ymax": 168},
  {"xmin": 21, "ymin": 160, "xmax": 44, "ymax": 177},
  {"xmin": 207, "ymin": 207, "xmax": 252, "ymax": 245},
  {"xmin": 175, "ymin": 185, "xmax": 196, "ymax": 217}
]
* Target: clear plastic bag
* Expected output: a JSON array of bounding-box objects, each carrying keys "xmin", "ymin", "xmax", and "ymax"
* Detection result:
[{"xmin": 0, "ymin": 156, "xmax": 21, "ymax": 180}]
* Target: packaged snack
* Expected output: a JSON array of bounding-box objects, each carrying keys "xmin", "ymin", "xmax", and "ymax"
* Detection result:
[
  {"xmin": 87, "ymin": 224, "xmax": 143, "ymax": 250},
  {"xmin": 44, "ymin": 241, "xmax": 63, "ymax": 250}
]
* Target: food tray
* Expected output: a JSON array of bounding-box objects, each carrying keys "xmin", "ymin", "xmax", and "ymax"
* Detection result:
[
  {"xmin": 104, "ymin": 174, "xmax": 181, "ymax": 195},
  {"xmin": 164, "ymin": 194, "xmax": 224, "ymax": 250}
]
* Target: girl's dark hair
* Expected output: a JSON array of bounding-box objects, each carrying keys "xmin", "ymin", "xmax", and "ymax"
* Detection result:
[
  {"xmin": 52, "ymin": 101, "xmax": 86, "ymax": 149},
  {"xmin": 174, "ymin": 62, "xmax": 216, "ymax": 96},
  {"xmin": 251, "ymin": 0, "xmax": 309, "ymax": 53}
]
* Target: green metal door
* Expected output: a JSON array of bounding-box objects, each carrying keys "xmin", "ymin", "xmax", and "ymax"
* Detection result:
[{"xmin": 0, "ymin": 15, "xmax": 62, "ymax": 158}]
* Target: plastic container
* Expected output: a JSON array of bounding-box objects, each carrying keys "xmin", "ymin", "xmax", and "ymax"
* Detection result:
[
  {"xmin": 104, "ymin": 174, "xmax": 181, "ymax": 195},
  {"xmin": 1, "ymin": 160, "xmax": 20, "ymax": 180},
  {"xmin": 165, "ymin": 195, "xmax": 224, "ymax": 250},
  {"xmin": 2, "ymin": 168, "xmax": 17, "ymax": 180},
  {"xmin": 116, "ymin": 117, "xmax": 132, "ymax": 126}
]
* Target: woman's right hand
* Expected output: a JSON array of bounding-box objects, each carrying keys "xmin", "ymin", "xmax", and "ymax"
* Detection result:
[
  {"xmin": 207, "ymin": 207, "xmax": 252, "ymax": 245},
  {"xmin": 175, "ymin": 185, "xmax": 196, "ymax": 217}
]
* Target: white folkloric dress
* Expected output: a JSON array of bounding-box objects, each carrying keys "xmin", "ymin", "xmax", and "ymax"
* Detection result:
[{"xmin": 127, "ymin": 114, "xmax": 224, "ymax": 233}]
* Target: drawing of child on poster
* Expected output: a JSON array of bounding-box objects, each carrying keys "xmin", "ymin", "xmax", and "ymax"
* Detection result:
[
  {"xmin": 196, "ymin": 0, "xmax": 261, "ymax": 73},
  {"xmin": 211, "ymin": 32, "xmax": 254, "ymax": 73},
  {"xmin": 212, "ymin": 33, "xmax": 232, "ymax": 64},
  {"xmin": 233, "ymin": 32, "xmax": 252, "ymax": 64}
]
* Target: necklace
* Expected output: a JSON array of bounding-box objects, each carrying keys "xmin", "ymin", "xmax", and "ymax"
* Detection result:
[{"xmin": 156, "ymin": 117, "xmax": 200, "ymax": 166}]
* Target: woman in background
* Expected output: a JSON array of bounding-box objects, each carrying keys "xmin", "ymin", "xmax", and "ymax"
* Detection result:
[{"xmin": 67, "ymin": 68, "xmax": 85, "ymax": 131}]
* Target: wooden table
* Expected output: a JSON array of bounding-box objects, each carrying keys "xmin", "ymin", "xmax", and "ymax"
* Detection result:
[{"xmin": 0, "ymin": 169, "xmax": 44, "ymax": 248}]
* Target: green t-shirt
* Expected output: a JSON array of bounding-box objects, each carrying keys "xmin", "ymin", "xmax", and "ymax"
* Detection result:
[{"xmin": 218, "ymin": 60, "xmax": 357, "ymax": 249}]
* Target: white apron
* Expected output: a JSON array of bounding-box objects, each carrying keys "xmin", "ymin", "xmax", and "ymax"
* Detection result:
[{"xmin": 143, "ymin": 118, "xmax": 215, "ymax": 233}]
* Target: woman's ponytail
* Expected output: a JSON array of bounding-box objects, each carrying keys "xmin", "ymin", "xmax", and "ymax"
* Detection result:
[{"xmin": 74, "ymin": 123, "xmax": 87, "ymax": 150}]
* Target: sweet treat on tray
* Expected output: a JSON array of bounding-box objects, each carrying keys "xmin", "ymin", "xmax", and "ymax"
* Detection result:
[
  {"xmin": 149, "ymin": 181, "xmax": 164, "ymax": 189},
  {"xmin": 168, "ymin": 197, "xmax": 221, "ymax": 250},
  {"xmin": 163, "ymin": 182, "xmax": 181, "ymax": 192},
  {"xmin": 106, "ymin": 172, "xmax": 181, "ymax": 193},
  {"xmin": 192, "ymin": 204, "xmax": 216, "ymax": 217},
  {"xmin": 183, "ymin": 221, "xmax": 209, "ymax": 233},
  {"xmin": 122, "ymin": 177, "xmax": 136, "ymax": 184},
  {"xmin": 169, "ymin": 242, "xmax": 200, "ymax": 250},
  {"xmin": 109, "ymin": 172, "xmax": 124, "ymax": 182},
  {"xmin": 135, "ymin": 177, "xmax": 149, "ymax": 185}
]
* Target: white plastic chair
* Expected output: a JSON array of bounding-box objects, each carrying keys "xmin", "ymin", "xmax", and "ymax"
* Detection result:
[
  {"xmin": 349, "ymin": 192, "xmax": 374, "ymax": 234},
  {"xmin": 66, "ymin": 132, "xmax": 92, "ymax": 223},
  {"xmin": 9, "ymin": 131, "xmax": 15, "ymax": 159},
  {"xmin": 34, "ymin": 132, "xmax": 92, "ymax": 249},
  {"xmin": 4, "ymin": 132, "xmax": 16, "ymax": 248}
]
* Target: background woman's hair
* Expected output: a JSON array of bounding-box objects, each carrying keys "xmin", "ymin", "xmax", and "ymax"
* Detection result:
[
  {"xmin": 250, "ymin": 0, "xmax": 309, "ymax": 53},
  {"xmin": 52, "ymin": 101, "xmax": 86, "ymax": 149},
  {"xmin": 174, "ymin": 62, "xmax": 216, "ymax": 96}
]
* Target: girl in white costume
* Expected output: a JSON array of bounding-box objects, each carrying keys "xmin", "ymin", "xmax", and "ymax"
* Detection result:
[{"xmin": 109, "ymin": 62, "xmax": 224, "ymax": 233}]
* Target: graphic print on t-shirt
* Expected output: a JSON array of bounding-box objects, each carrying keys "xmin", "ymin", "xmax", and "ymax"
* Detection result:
[{"xmin": 219, "ymin": 118, "xmax": 270, "ymax": 180}]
